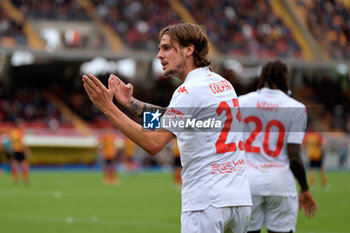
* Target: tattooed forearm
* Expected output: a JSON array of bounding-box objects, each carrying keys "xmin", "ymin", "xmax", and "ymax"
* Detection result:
[
  {"xmin": 129, "ymin": 97, "xmax": 143, "ymax": 117},
  {"xmin": 128, "ymin": 97, "xmax": 166, "ymax": 118},
  {"xmin": 142, "ymin": 103, "xmax": 166, "ymax": 116}
]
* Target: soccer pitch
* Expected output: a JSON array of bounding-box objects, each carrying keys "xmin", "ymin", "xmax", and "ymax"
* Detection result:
[{"xmin": 0, "ymin": 170, "xmax": 349, "ymax": 233}]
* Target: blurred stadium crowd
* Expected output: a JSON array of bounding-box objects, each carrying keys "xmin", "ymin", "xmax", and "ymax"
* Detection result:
[
  {"xmin": 0, "ymin": 0, "xmax": 349, "ymax": 169},
  {"xmin": 1, "ymin": 0, "xmax": 350, "ymax": 59}
]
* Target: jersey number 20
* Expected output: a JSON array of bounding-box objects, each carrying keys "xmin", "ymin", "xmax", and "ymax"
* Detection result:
[{"xmin": 244, "ymin": 116, "xmax": 285, "ymax": 157}]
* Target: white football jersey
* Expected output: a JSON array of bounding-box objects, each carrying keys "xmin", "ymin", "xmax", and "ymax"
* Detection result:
[
  {"xmin": 162, "ymin": 67, "xmax": 252, "ymax": 212},
  {"xmin": 238, "ymin": 88, "xmax": 307, "ymax": 196}
]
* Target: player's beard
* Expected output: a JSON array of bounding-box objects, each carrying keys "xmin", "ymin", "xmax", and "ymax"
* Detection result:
[{"xmin": 164, "ymin": 55, "xmax": 186, "ymax": 80}]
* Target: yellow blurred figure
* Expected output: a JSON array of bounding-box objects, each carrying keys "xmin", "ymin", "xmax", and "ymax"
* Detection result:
[
  {"xmin": 10, "ymin": 127, "xmax": 30, "ymax": 184},
  {"xmin": 100, "ymin": 133, "xmax": 119, "ymax": 185},
  {"xmin": 172, "ymin": 139, "xmax": 182, "ymax": 187},
  {"xmin": 304, "ymin": 130, "xmax": 327, "ymax": 189},
  {"xmin": 122, "ymin": 137, "xmax": 137, "ymax": 172}
]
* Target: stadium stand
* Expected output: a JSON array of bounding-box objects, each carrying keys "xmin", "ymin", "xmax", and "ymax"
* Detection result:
[
  {"xmin": 90, "ymin": 0, "xmax": 182, "ymax": 52},
  {"xmin": 0, "ymin": 0, "xmax": 46, "ymax": 49},
  {"xmin": 179, "ymin": 0, "xmax": 302, "ymax": 59},
  {"xmin": 2, "ymin": 0, "xmax": 349, "ymax": 59},
  {"xmin": 0, "ymin": 5, "xmax": 26, "ymax": 47},
  {"xmin": 292, "ymin": 0, "xmax": 350, "ymax": 60},
  {"xmin": 11, "ymin": 0, "xmax": 89, "ymax": 20}
]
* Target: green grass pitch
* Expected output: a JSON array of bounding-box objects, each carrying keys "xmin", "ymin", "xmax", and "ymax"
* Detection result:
[{"xmin": 0, "ymin": 170, "xmax": 349, "ymax": 233}]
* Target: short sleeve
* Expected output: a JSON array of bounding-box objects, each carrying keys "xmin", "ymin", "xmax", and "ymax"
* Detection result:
[
  {"xmin": 161, "ymin": 85, "xmax": 200, "ymax": 137},
  {"xmin": 287, "ymin": 106, "xmax": 307, "ymax": 144}
]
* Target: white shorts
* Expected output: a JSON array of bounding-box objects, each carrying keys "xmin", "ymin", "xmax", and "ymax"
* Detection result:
[
  {"xmin": 181, "ymin": 205, "xmax": 251, "ymax": 233},
  {"xmin": 248, "ymin": 195, "xmax": 298, "ymax": 232}
]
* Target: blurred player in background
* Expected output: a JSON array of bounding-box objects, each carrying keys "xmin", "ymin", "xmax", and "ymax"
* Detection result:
[
  {"xmin": 122, "ymin": 137, "xmax": 137, "ymax": 173},
  {"xmin": 83, "ymin": 22, "xmax": 252, "ymax": 233},
  {"xmin": 0, "ymin": 133, "xmax": 4, "ymax": 176},
  {"xmin": 171, "ymin": 138, "xmax": 182, "ymax": 187},
  {"xmin": 303, "ymin": 123, "xmax": 328, "ymax": 189},
  {"xmin": 99, "ymin": 132, "xmax": 119, "ymax": 185},
  {"xmin": 0, "ymin": 131, "xmax": 12, "ymax": 175},
  {"xmin": 9, "ymin": 121, "xmax": 31, "ymax": 184},
  {"xmin": 239, "ymin": 60, "xmax": 317, "ymax": 233}
]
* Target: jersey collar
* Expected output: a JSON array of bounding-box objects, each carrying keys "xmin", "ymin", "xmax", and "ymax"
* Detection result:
[
  {"xmin": 259, "ymin": 87, "xmax": 285, "ymax": 96},
  {"xmin": 184, "ymin": 67, "xmax": 210, "ymax": 83}
]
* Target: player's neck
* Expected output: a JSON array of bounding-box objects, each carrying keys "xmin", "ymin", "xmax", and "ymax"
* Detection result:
[
  {"xmin": 180, "ymin": 57, "xmax": 198, "ymax": 82},
  {"xmin": 268, "ymin": 83, "xmax": 279, "ymax": 90},
  {"xmin": 181, "ymin": 67, "xmax": 197, "ymax": 82}
]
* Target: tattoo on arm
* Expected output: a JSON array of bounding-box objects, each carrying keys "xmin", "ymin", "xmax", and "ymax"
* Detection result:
[
  {"xmin": 128, "ymin": 97, "xmax": 166, "ymax": 118},
  {"xmin": 128, "ymin": 98, "xmax": 143, "ymax": 117},
  {"xmin": 288, "ymin": 144, "xmax": 309, "ymax": 192}
]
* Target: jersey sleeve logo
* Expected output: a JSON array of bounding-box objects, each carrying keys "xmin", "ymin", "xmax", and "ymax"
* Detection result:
[{"xmin": 177, "ymin": 86, "xmax": 188, "ymax": 94}]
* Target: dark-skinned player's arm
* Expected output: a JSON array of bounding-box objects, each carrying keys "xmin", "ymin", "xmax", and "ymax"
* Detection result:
[
  {"xmin": 288, "ymin": 144, "xmax": 318, "ymax": 218},
  {"xmin": 109, "ymin": 75, "xmax": 167, "ymax": 118},
  {"xmin": 82, "ymin": 74, "xmax": 174, "ymax": 155}
]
